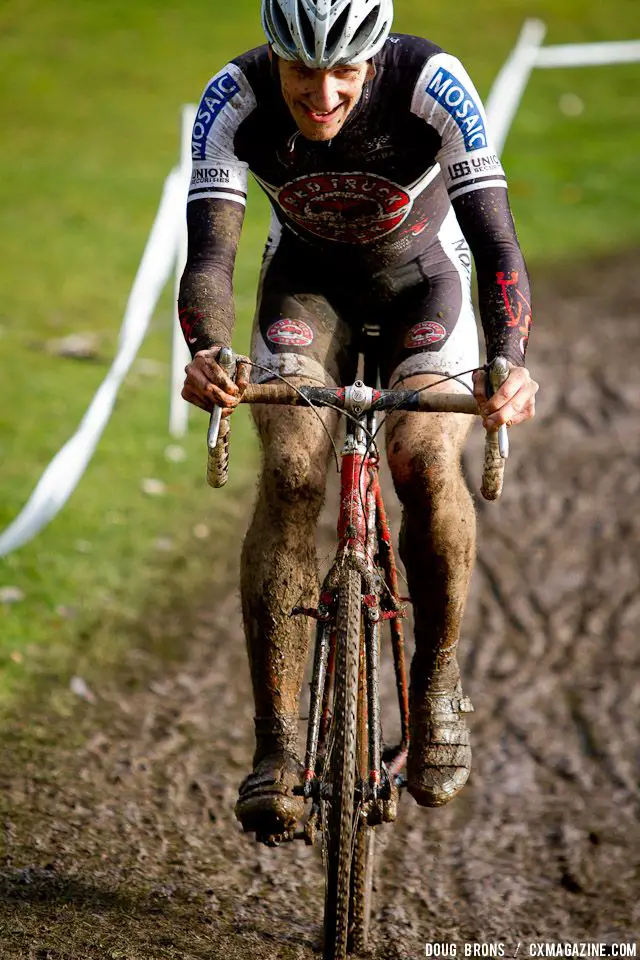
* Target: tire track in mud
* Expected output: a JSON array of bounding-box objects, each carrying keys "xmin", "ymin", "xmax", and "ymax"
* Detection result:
[{"xmin": 1, "ymin": 254, "xmax": 639, "ymax": 957}]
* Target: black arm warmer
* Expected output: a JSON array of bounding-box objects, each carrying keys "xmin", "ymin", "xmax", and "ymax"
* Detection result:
[
  {"xmin": 452, "ymin": 187, "xmax": 532, "ymax": 367},
  {"xmin": 177, "ymin": 198, "xmax": 245, "ymax": 357}
]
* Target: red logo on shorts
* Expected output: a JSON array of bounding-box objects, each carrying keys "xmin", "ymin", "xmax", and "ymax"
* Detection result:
[
  {"xmin": 405, "ymin": 321, "xmax": 447, "ymax": 349},
  {"xmin": 266, "ymin": 318, "xmax": 314, "ymax": 347},
  {"xmin": 277, "ymin": 172, "xmax": 412, "ymax": 243}
]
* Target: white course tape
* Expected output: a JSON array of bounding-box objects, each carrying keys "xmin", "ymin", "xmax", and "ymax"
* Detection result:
[
  {"xmin": 485, "ymin": 19, "xmax": 548, "ymax": 157},
  {"xmin": 0, "ymin": 169, "xmax": 183, "ymax": 558},
  {"xmin": 169, "ymin": 103, "xmax": 197, "ymax": 438},
  {"xmin": 486, "ymin": 25, "xmax": 640, "ymax": 157},
  {"xmin": 536, "ymin": 40, "xmax": 640, "ymax": 69}
]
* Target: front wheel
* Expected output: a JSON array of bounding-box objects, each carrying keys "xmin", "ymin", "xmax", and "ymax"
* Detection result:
[{"xmin": 321, "ymin": 568, "xmax": 361, "ymax": 960}]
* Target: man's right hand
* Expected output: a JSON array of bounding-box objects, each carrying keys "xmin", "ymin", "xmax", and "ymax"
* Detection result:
[{"xmin": 181, "ymin": 346, "xmax": 248, "ymax": 417}]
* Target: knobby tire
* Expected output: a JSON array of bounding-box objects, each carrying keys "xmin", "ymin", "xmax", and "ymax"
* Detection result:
[
  {"xmin": 349, "ymin": 827, "xmax": 376, "ymax": 953},
  {"xmin": 348, "ymin": 629, "xmax": 376, "ymax": 954},
  {"xmin": 322, "ymin": 567, "xmax": 361, "ymax": 960}
]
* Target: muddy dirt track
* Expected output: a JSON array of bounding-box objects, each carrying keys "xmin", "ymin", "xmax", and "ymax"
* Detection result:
[{"xmin": 1, "ymin": 253, "xmax": 639, "ymax": 958}]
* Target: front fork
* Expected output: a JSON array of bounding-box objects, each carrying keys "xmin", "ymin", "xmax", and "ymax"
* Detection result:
[{"xmin": 298, "ymin": 603, "xmax": 388, "ymax": 806}]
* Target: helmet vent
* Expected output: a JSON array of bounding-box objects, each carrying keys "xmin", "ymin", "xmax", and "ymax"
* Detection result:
[
  {"xmin": 345, "ymin": 7, "xmax": 380, "ymax": 56},
  {"xmin": 272, "ymin": 1, "xmax": 295, "ymax": 52},
  {"xmin": 298, "ymin": 0, "xmax": 316, "ymax": 58},
  {"xmin": 327, "ymin": 6, "xmax": 351, "ymax": 56}
]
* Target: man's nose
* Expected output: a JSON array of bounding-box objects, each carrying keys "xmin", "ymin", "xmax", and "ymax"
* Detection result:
[{"xmin": 309, "ymin": 75, "xmax": 339, "ymax": 111}]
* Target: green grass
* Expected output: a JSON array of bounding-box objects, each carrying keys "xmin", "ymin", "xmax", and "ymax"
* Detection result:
[{"xmin": 0, "ymin": 0, "xmax": 638, "ymax": 708}]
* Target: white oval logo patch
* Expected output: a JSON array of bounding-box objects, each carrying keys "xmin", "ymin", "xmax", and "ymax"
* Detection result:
[
  {"xmin": 405, "ymin": 321, "xmax": 447, "ymax": 349},
  {"xmin": 266, "ymin": 319, "xmax": 314, "ymax": 347}
]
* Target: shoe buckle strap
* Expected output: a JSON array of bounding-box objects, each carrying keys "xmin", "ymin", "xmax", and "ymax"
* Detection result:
[
  {"xmin": 418, "ymin": 694, "xmax": 475, "ymax": 717},
  {"xmin": 427, "ymin": 722, "xmax": 471, "ymax": 745}
]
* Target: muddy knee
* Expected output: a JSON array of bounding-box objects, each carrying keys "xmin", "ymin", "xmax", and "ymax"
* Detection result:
[
  {"xmin": 387, "ymin": 427, "xmax": 475, "ymax": 569},
  {"xmin": 389, "ymin": 441, "xmax": 461, "ymax": 512},
  {"xmin": 263, "ymin": 447, "xmax": 328, "ymax": 514},
  {"xmin": 386, "ymin": 406, "xmax": 472, "ymax": 510},
  {"xmin": 253, "ymin": 405, "xmax": 336, "ymax": 516}
]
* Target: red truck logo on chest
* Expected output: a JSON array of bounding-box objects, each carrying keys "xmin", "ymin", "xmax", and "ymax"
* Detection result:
[{"xmin": 277, "ymin": 172, "xmax": 412, "ymax": 243}]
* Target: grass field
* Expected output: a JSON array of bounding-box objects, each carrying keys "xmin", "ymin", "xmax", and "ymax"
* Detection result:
[{"xmin": 0, "ymin": 0, "xmax": 638, "ymax": 709}]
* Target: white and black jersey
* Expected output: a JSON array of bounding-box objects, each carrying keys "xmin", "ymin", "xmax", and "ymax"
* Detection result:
[
  {"xmin": 180, "ymin": 35, "xmax": 532, "ymax": 368},
  {"xmin": 189, "ymin": 36, "xmax": 505, "ymax": 263}
]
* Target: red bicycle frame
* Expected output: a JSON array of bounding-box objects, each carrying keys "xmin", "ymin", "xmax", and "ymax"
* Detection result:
[{"xmin": 294, "ymin": 391, "xmax": 411, "ymax": 810}]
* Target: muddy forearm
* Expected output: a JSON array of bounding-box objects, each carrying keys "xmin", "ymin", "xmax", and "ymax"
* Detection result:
[
  {"xmin": 178, "ymin": 198, "xmax": 245, "ymax": 357},
  {"xmin": 179, "ymin": 263, "xmax": 236, "ymax": 357},
  {"xmin": 453, "ymin": 188, "xmax": 532, "ymax": 367}
]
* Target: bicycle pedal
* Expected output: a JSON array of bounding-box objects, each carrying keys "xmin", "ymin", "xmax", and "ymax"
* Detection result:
[
  {"xmin": 256, "ymin": 827, "xmax": 296, "ymax": 847},
  {"xmin": 302, "ymin": 808, "xmax": 320, "ymax": 845}
]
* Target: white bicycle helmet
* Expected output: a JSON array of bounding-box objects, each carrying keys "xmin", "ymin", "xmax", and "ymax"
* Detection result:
[{"xmin": 262, "ymin": 0, "xmax": 393, "ymax": 69}]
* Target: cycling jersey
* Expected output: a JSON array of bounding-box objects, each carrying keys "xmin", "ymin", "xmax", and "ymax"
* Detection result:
[{"xmin": 179, "ymin": 34, "xmax": 532, "ymax": 369}]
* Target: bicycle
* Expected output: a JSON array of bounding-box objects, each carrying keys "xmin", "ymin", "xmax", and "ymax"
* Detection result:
[{"xmin": 205, "ymin": 342, "xmax": 509, "ymax": 960}]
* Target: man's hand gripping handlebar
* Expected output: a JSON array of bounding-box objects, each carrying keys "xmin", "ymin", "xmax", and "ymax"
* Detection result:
[
  {"xmin": 181, "ymin": 345, "xmax": 251, "ymax": 489},
  {"xmin": 472, "ymin": 359, "xmax": 539, "ymax": 499}
]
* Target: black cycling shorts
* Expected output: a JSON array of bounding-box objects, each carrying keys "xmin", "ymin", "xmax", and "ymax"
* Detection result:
[{"xmin": 251, "ymin": 208, "xmax": 479, "ymax": 390}]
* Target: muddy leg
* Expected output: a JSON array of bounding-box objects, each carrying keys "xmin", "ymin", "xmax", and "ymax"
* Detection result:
[
  {"xmin": 386, "ymin": 374, "xmax": 476, "ymax": 806},
  {"xmin": 241, "ymin": 399, "xmax": 338, "ymax": 759}
]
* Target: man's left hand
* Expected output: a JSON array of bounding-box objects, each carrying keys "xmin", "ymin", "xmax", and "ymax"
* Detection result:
[{"xmin": 472, "ymin": 364, "xmax": 539, "ymax": 430}]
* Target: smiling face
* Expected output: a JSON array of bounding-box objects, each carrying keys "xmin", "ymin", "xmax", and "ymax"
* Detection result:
[{"xmin": 277, "ymin": 57, "xmax": 375, "ymax": 141}]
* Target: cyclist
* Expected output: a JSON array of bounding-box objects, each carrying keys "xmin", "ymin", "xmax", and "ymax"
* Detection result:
[{"xmin": 179, "ymin": 0, "xmax": 538, "ymax": 842}]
